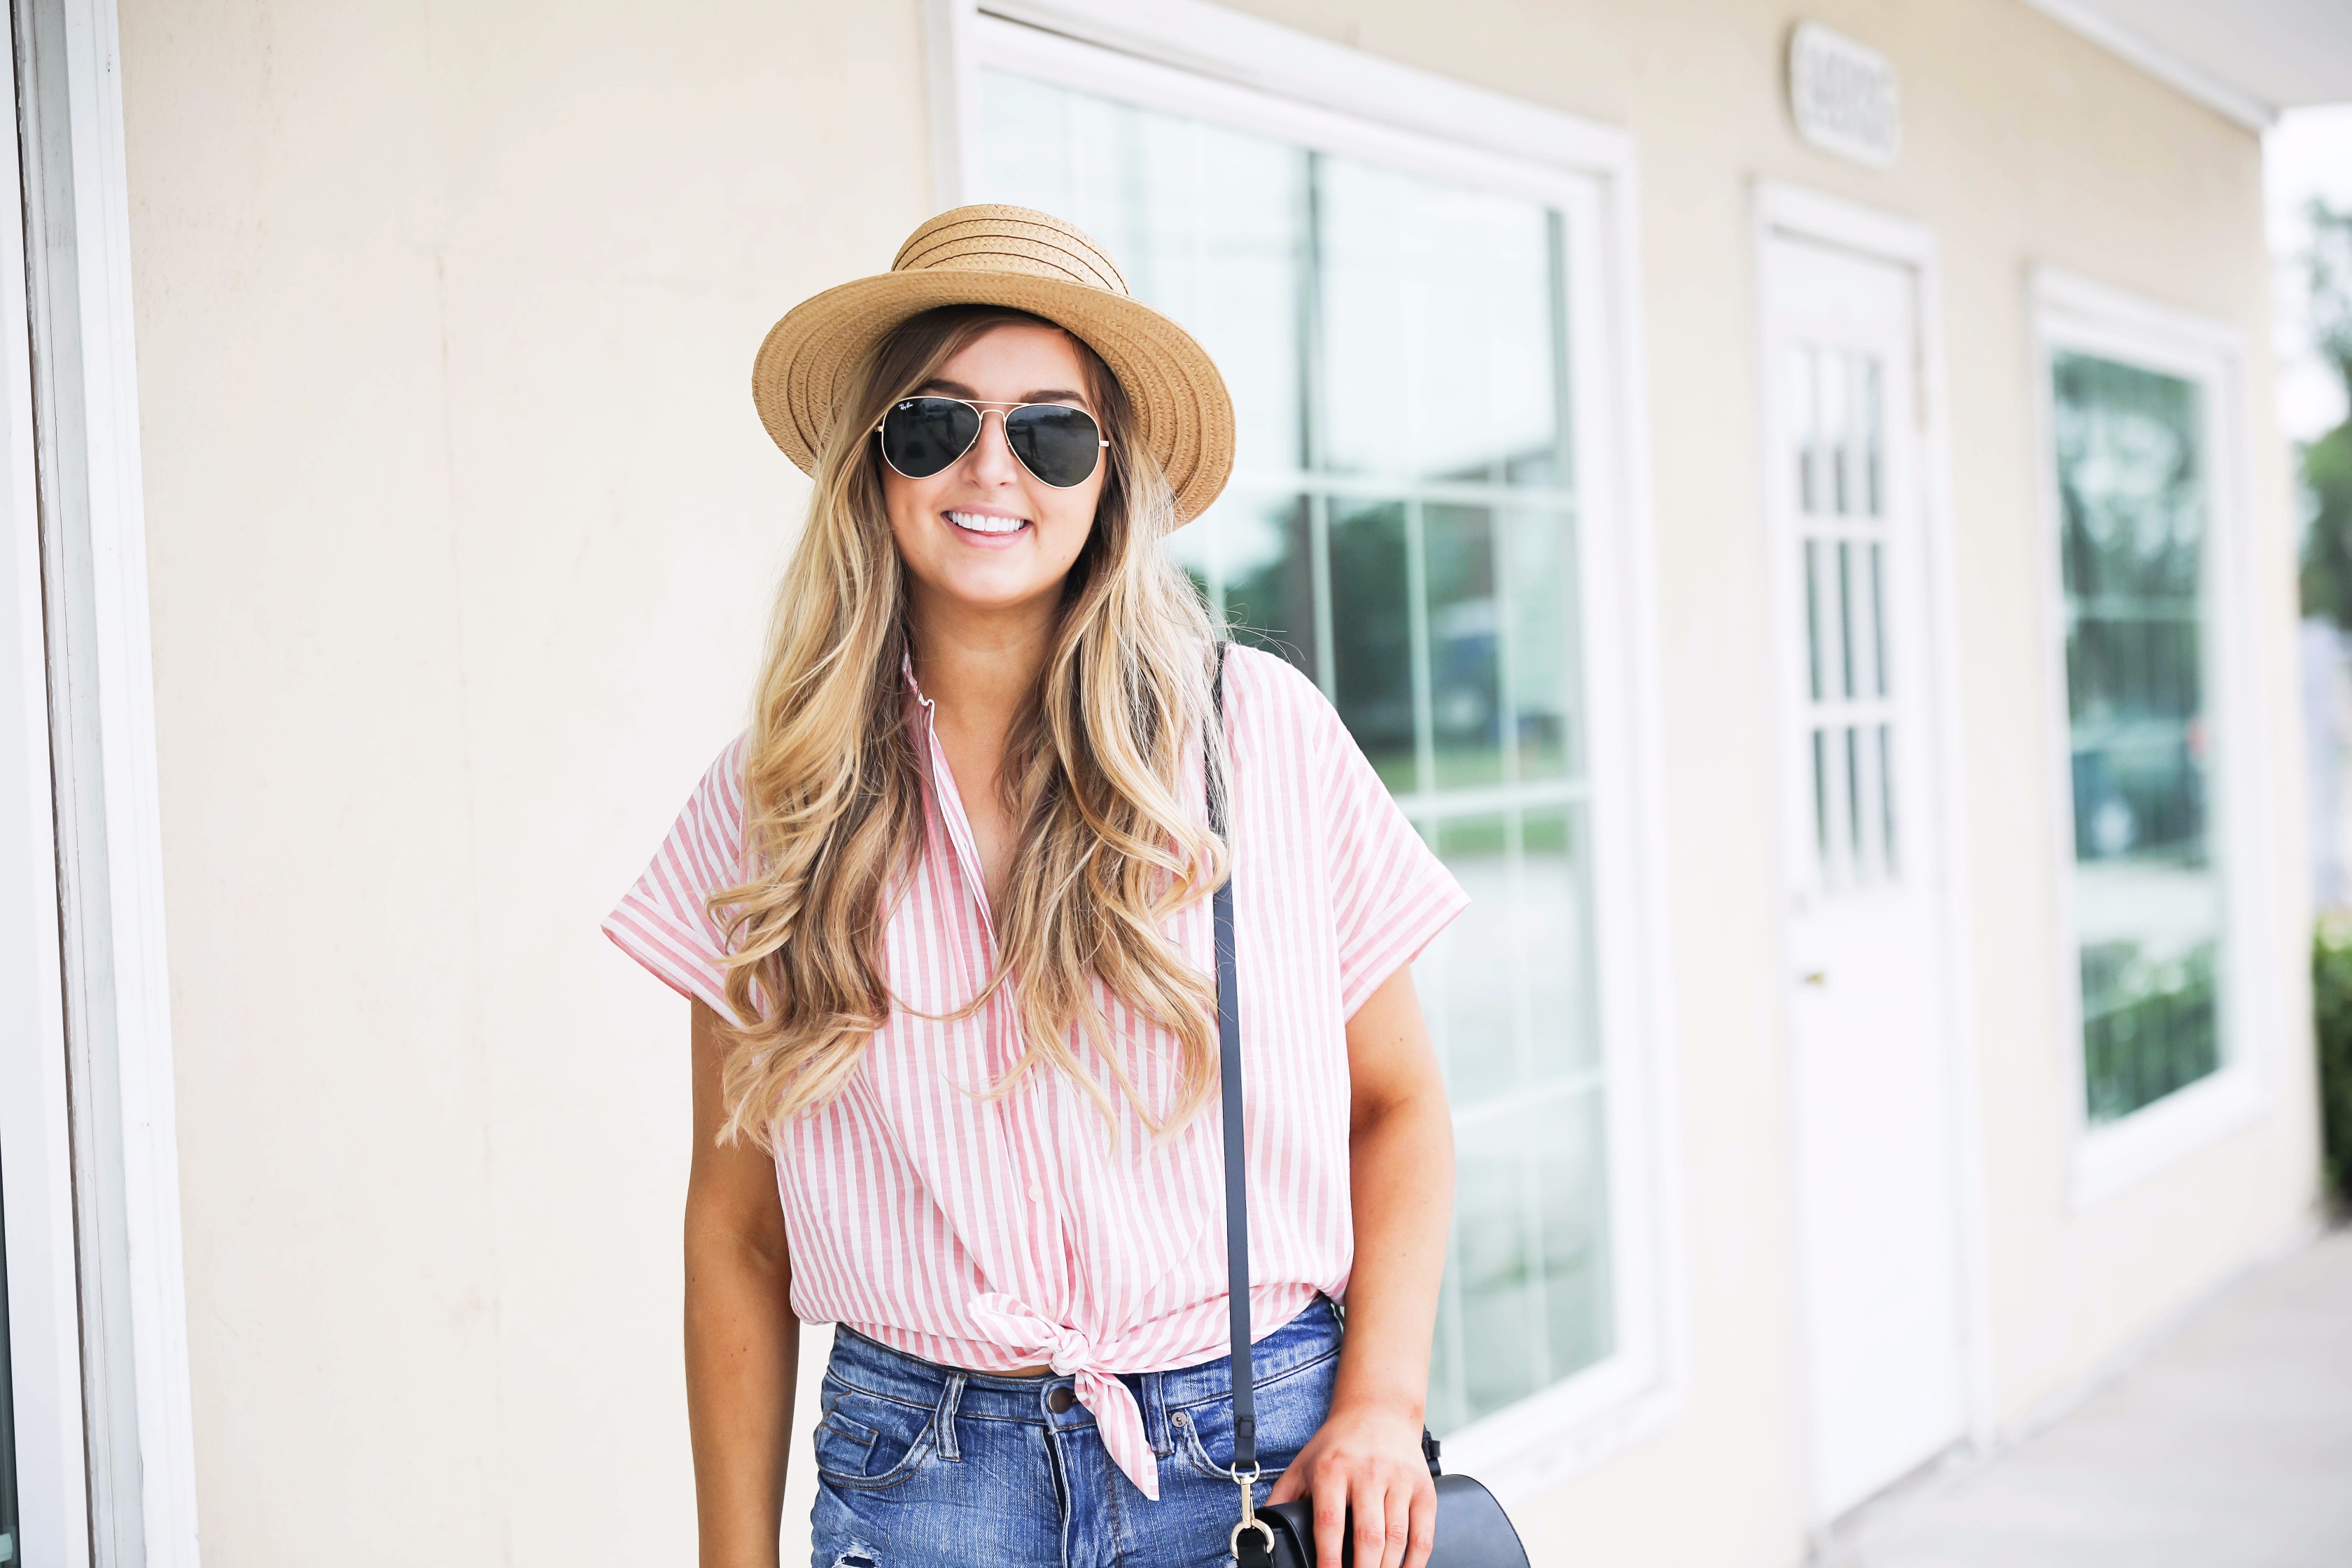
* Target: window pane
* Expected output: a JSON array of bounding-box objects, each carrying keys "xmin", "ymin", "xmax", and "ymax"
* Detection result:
[
  {"xmin": 1522, "ymin": 807, "xmax": 1602, "ymax": 1080},
  {"xmin": 1538, "ymin": 1087, "xmax": 1614, "ymax": 1385},
  {"xmin": 1821, "ymin": 349, "xmax": 1849, "ymax": 514},
  {"xmin": 1427, "ymin": 503, "xmax": 1502, "ymax": 789},
  {"xmin": 1330, "ymin": 498, "xmax": 1417, "ymax": 792},
  {"xmin": 1795, "ymin": 347, "xmax": 1821, "ymax": 514},
  {"xmin": 1315, "ymin": 160, "xmax": 1567, "ymax": 488},
  {"xmin": 1187, "ymin": 490, "xmax": 1317, "ymax": 678},
  {"xmin": 1427, "ymin": 815, "xmax": 1517, "ymax": 1105},
  {"xmin": 1450, "ymin": 1110, "xmax": 1536, "ymax": 1421},
  {"xmin": 976, "ymin": 70, "xmax": 1613, "ymax": 1433},
  {"xmin": 1507, "ymin": 508, "xmax": 1579, "ymax": 781},
  {"xmin": 2052, "ymin": 351, "xmax": 2221, "ymax": 1121},
  {"xmin": 1860, "ymin": 355, "xmax": 1884, "ymax": 517},
  {"xmin": 1432, "ymin": 1089, "xmax": 1609, "ymax": 1429}
]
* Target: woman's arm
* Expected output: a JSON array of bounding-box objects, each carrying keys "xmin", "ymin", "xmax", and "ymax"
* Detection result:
[
  {"xmin": 1264, "ymin": 965, "xmax": 1453, "ymax": 1568},
  {"xmin": 685, "ymin": 998, "xmax": 801, "ymax": 1568}
]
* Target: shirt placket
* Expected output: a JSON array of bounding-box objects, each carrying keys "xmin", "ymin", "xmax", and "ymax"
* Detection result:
[{"xmin": 910, "ymin": 690, "xmax": 1072, "ymax": 1318}]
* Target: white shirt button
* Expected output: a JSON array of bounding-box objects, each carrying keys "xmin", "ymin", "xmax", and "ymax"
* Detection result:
[{"xmin": 1028, "ymin": 1181, "xmax": 1044, "ymax": 1203}]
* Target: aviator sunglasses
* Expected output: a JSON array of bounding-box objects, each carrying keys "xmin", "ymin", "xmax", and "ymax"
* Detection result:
[{"xmin": 875, "ymin": 396, "xmax": 1110, "ymax": 489}]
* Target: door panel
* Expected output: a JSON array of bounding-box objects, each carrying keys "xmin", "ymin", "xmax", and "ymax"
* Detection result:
[{"xmin": 1765, "ymin": 234, "xmax": 1968, "ymax": 1519}]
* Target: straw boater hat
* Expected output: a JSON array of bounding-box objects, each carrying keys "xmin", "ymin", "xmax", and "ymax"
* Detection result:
[{"xmin": 750, "ymin": 205, "xmax": 1235, "ymax": 524}]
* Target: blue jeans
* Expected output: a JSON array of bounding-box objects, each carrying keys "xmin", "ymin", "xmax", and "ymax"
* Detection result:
[{"xmin": 809, "ymin": 1296, "xmax": 1344, "ymax": 1568}]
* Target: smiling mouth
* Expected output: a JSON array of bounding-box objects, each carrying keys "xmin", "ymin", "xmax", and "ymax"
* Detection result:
[{"xmin": 945, "ymin": 509, "xmax": 1030, "ymax": 536}]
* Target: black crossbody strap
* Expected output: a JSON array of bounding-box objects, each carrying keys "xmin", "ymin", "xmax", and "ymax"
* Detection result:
[{"xmin": 1208, "ymin": 642, "xmax": 1257, "ymax": 1474}]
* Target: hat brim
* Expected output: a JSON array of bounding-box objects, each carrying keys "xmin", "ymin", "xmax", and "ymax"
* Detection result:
[{"xmin": 751, "ymin": 271, "xmax": 1235, "ymax": 525}]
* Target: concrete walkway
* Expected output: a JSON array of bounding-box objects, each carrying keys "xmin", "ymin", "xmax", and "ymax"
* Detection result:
[{"xmin": 1828, "ymin": 1226, "xmax": 2352, "ymax": 1568}]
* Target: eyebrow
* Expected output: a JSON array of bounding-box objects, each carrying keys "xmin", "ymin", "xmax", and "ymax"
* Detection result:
[{"xmin": 918, "ymin": 377, "xmax": 1091, "ymax": 407}]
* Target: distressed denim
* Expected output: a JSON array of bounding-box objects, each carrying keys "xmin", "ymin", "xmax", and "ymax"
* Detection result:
[{"xmin": 808, "ymin": 1295, "xmax": 1343, "ymax": 1568}]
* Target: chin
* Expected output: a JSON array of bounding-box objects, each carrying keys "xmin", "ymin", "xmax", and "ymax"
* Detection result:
[{"xmin": 931, "ymin": 564, "xmax": 1066, "ymax": 612}]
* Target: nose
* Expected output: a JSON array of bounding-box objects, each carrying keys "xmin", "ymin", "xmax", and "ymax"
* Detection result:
[{"xmin": 960, "ymin": 407, "xmax": 1022, "ymax": 486}]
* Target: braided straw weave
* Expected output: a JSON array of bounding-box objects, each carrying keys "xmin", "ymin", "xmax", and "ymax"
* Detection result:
[{"xmin": 751, "ymin": 205, "xmax": 1236, "ymax": 524}]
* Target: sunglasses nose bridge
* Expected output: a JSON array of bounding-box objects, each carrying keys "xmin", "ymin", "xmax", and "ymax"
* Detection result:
[
  {"xmin": 955, "ymin": 402, "xmax": 1021, "ymax": 477},
  {"xmin": 974, "ymin": 402, "xmax": 1012, "ymax": 442}
]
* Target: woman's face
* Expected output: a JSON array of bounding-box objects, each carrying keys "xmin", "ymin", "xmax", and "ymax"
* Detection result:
[{"xmin": 881, "ymin": 322, "xmax": 1109, "ymax": 624}]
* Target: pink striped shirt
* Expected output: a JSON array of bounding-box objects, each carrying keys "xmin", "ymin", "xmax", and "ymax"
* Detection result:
[{"xmin": 603, "ymin": 645, "xmax": 1466, "ymax": 1497}]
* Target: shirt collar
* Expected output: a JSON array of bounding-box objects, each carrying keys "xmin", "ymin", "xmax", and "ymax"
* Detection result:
[{"xmin": 899, "ymin": 648, "xmax": 933, "ymax": 710}]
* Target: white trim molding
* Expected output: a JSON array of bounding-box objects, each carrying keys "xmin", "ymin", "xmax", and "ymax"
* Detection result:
[
  {"xmin": 967, "ymin": 0, "xmax": 1633, "ymax": 178},
  {"xmin": 0, "ymin": 6, "xmax": 91, "ymax": 1554},
  {"xmin": 10, "ymin": 0, "xmax": 202, "ymax": 1560},
  {"xmin": 1750, "ymin": 181, "xmax": 1999, "ymax": 1498},
  {"xmin": 2014, "ymin": 0, "xmax": 2276, "ymax": 132},
  {"xmin": 925, "ymin": 0, "xmax": 1688, "ymax": 1504},
  {"xmin": 2026, "ymin": 267, "xmax": 2279, "ymax": 1212}
]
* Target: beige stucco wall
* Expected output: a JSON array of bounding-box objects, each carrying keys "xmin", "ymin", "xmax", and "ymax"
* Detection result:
[
  {"xmin": 120, "ymin": 1, "xmax": 930, "ymax": 1560},
  {"xmin": 115, "ymin": 0, "xmax": 2317, "ymax": 1564}
]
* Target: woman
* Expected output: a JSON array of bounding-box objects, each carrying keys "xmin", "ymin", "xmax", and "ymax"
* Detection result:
[{"xmin": 606, "ymin": 206, "xmax": 1464, "ymax": 1568}]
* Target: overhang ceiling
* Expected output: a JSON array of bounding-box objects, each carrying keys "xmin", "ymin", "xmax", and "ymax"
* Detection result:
[{"xmin": 2027, "ymin": 0, "xmax": 2352, "ymax": 119}]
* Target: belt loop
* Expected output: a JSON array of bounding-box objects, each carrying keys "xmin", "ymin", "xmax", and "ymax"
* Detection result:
[
  {"xmin": 1143, "ymin": 1368, "xmax": 1172, "ymax": 1458},
  {"xmin": 934, "ymin": 1371, "xmax": 966, "ymax": 1462}
]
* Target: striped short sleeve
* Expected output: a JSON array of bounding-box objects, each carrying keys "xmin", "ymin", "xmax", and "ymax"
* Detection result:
[
  {"xmin": 1301, "ymin": 680, "xmax": 1471, "ymax": 1017},
  {"xmin": 601, "ymin": 734, "xmax": 752, "ymax": 1021}
]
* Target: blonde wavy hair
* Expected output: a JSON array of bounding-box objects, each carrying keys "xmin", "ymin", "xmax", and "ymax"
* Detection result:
[{"xmin": 707, "ymin": 304, "xmax": 1229, "ymax": 1147}]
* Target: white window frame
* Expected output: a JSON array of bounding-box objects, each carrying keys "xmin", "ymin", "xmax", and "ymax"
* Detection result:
[
  {"xmin": 2029, "ymin": 267, "xmax": 2280, "ymax": 1211},
  {"xmin": 1, "ymin": 31, "xmax": 88, "ymax": 1555},
  {"xmin": 1, "ymin": 0, "xmax": 202, "ymax": 1562},
  {"xmin": 925, "ymin": 0, "xmax": 1686, "ymax": 1499}
]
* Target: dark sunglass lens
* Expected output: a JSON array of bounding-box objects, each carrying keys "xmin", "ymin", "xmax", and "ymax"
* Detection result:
[
  {"xmin": 1005, "ymin": 405, "xmax": 1103, "ymax": 488},
  {"xmin": 880, "ymin": 398, "xmax": 980, "ymax": 479}
]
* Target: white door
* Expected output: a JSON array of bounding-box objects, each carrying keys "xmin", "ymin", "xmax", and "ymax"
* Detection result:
[{"xmin": 1763, "ymin": 234, "xmax": 1968, "ymax": 1519}]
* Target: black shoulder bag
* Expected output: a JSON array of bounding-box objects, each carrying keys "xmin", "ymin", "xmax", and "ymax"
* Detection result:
[{"xmin": 1208, "ymin": 646, "xmax": 1530, "ymax": 1568}]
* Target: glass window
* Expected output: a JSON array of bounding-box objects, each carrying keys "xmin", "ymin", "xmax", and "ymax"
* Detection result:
[
  {"xmin": 976, "ymin": 71, "xmax": 1609, "ymax": 1430},
  {"xmin": 1791, "ymin": 344, "xmax": 1897, "ymax": 890},
  {"xmin": 2051, "ymin": 351, "xmax": 2222, "ymax": 1123}
]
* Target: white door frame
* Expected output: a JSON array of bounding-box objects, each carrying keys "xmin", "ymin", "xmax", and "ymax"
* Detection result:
[
  {"xmin": 2, "ymin": 0, "xmax": 200, "ymax": 1561},
  {"xmin": 1751, "ymin": 182, "xmax": 1995, "ymax": 1523}
]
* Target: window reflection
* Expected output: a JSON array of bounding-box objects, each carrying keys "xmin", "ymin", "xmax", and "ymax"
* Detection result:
[
  {"xmin": 1427, "ymin": 505, "xmax": 1503, "ymax": 790},
  {"xmin": 979, "ymin": 69, "xmax": 1609, "ymax": 1430},
  {"xmin": 1331, "ymin": 499, "xmax": 1417, "ymax": 790},
  {"xmin": 1315, "ymin": 161, "xmax": 1566, "ymax": 485},
  {"xmin": 2052, "ymin": 351, "xmax": 2220, "ymax": 1121}
]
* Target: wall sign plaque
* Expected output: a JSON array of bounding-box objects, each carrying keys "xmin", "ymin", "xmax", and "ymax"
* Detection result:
[{"xmin": 1788, "ymin": 22, "xmax": 1900, "ymax": 169}]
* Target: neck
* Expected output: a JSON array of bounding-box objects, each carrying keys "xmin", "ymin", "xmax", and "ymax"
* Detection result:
[{"xmin": 904, "ymin": 585, "xmax": 1061, "ymax": 742}]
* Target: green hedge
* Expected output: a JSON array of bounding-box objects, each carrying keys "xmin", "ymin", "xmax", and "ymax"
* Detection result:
[{"xmin": 2311, "ymin": 918, "xmax": 2352, "ymax": 1208}]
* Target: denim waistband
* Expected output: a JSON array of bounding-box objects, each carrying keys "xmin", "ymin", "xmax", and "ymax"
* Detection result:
[{"xmin": 825, "ymin": 1295, "xmax": 1343, "ymax": 1455}]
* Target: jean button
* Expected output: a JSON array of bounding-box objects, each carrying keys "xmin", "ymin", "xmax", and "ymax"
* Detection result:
[{"xmin": 1046, "ymin": 1385, "xmax": 1077, "ymax": 1414}]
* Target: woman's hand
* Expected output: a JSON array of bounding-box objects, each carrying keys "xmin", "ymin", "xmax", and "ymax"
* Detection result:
[{"xmin": 1265, "ymin": 1398, "xmax": 1437, "ymax": 1568}]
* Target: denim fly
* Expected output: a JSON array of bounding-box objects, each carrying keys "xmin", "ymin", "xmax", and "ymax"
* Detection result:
[{"xmin": 807, "ymin": 1295, "xmax": 1343, "ymax": 1568}]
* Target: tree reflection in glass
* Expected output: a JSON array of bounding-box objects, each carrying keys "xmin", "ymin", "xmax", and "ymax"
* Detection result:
[{"xmin": 2053, "ymin": 351, "xmax": 2221, "ymax": 1121}]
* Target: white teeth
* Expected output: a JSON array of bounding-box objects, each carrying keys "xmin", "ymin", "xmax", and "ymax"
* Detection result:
[{"xmin": 946, "ymin": 510, "xmax": 1028, "ymax": 535}]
